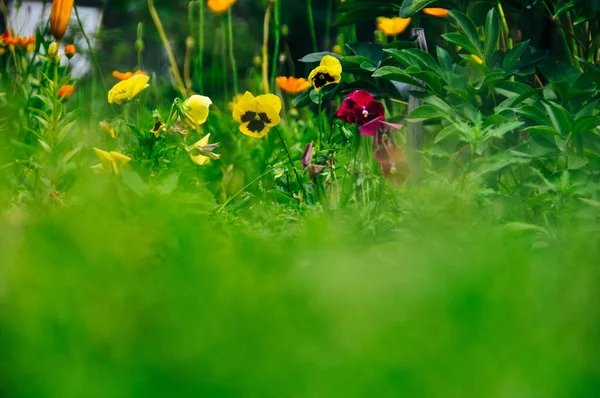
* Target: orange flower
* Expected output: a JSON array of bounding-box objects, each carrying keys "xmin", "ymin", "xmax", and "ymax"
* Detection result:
[
  {"xmin": 50, "ymin": 0, "xmax": 74, "ymax": 40},
  {"xmin": 112, "ymin": 70, "xmax": 146, "ymax": 80},
  {"xmin": 207, "ymin": 0, "xmax": 237, "ymax": 14},
  {"xmin": 65, "ymin": 43, "xmax": 76, "ymax": 59},
  {"xmin": 276, "ymin": 76, "xmax": 311, "ymax": 94},
  {"xmin": 423, "ymin": 8, "xmax": 449, "ymax": 17},
  {"xmin": 58, "ymin": 85, "xmax": 75, "ymax": 99},
  {"xmin": 377, "ymin": 17, "xmax": 411, "ymax": 36}
]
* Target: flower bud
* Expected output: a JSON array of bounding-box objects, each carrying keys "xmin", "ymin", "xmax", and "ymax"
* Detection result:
[
  {"xmin": 252, "ymin": 54, "xmax": 261, "ymax": 68},
  {"xmin": 48, "ymin": 41, "xmax": 59, "ymax": 57},
  {"xmin": 281, "ymin": 24, "xmax": 289, "ymax": 37},
  {"xmin": 185, "ymin": 36, "xmax": 194, "ymax": 50},
  {"xmin": 50, "ymin": 0, "xmax": 74, "ymax": 40},
  {"xmin": 64, "ymin": 43, "xmax": 76, "ymax": 59},
  {"xmin": 135, "ymin": 39, "xmax": 144, "ymax": 53}
]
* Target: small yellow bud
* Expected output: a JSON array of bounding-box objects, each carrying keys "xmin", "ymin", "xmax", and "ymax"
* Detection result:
[
  {"xmin": 135, "ymin": 39, "xmax": 144, "ymax": 52},
  {"xmin": 48, "ymin": 41, "xmax": 59, "ymax": 57},
  {"xmin": 185, "ymin": 36, "xmax": 194, "ymax": 50}
]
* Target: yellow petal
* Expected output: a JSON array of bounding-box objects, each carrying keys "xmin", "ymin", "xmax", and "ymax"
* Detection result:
[
  {"xmin": 183, "ymin": 94, "xmax": 212, "ymax": 126},
  {"xmin": 107, "ymin": 74, "xmax": 150, "ymax": 104},
  {"xmin": 256, "ymin": 93, "xmax": 282, "ymax": 115},
  {"xmin": 93, "ymin": 147, "xmax": 113, "ymax": 164},
  {"xmin": 320, "ymin": 55, "xmax": 342, "ymax": 77},
  {"xmin": 109, "ymin": 151, "xmax": 131, "ymax": 174}
]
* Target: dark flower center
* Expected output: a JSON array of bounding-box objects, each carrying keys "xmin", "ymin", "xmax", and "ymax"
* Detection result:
[
  {"xmin": 314, "ymin": 72, "xmax": 335, "ymax": 89},
  {"xmin": 241, "ymin": 111, "xmax": 271, "ymax": 133}
]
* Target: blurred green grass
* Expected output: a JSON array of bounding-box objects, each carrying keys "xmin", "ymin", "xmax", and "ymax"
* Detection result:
[{"xmin": 1, "ymin": 176, "xmax": 599, "ymax": 397}]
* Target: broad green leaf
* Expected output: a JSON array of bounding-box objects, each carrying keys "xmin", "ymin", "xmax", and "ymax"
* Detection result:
[
  {"xmin": 448, "ymin": 10, "xmax": 482, "ymax": 56},
  {"xmin": 542, "ymin": 101, "xmax": 573, "ymax": 135},
  {"xmin": 502, "ymin": 41, "xmax": 529, "ymax": 71},
  {"xmin": 372, "ymin": 66, "xmax": 425, "ymax": 88},
  {"xmin": 511, "ymin": 140, "xmax": 558, "ymax": 157},
  {"xmin": 485, "ymin": 121, "xmax": 525, "ymax": 138},
  {"xmin": 298, "ymin": 52, "xmax": 342, "ymax": 63},
  {"xmin": 409, "ymin": 91, "xmax": 454, "ymax": 114},
  {"xmin": 406, "ymin": 105, "xmax": 449, "ymax": 122},
  {"xmin": 516, "ymin": 105, "xmax": 550, "ymax": 126},
  {"xmin": 434, "ymin": 125, "xmax": 457, "ymax": 143},
  {"xmin": 412, "ymin": 71, "xmax": 443, "ymax": 93},
  {"xmin": 436, "ymin": 46, "xmax": 453, "ymax": 74},
  {"xmin": 402, "ymin": 48, "xmax": 442, "ymax": 75},
  {"xmin": 567, "ymin": 155, "xmax": 589, "ymax": 170},
  {"xmin": 442, "ymin": 33, "xmax": 482, "ymax": 58},
  {"xmin": 573, "ymin": 115, "xmax": 600, "ymax": 135},
  {"xmin": 38, "ymin": 139, "xmax": 52, "ymax": 154},
  {"xmin": 399, "ymin": 0, "xmax": 437, "ymax": 17},
  {"xmin": 522, "ymin": 125, "xmax": 560, "ymax": 137},
  {"xmin": 484, "ymin": 9, "xmax": 499, "ymax": 63}
]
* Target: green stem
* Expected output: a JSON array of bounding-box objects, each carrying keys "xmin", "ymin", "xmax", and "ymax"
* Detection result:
[
  {"xmin": 220, "ymin": 20, "xmax": 229, "ymax": 100},
  {"xmin": 496, "ymin": 1, "xmax": 513, "ymax": 51},
  {"xmin": 275, "ymin": 127, "xmax": 307, "ymax": 199},
  {"xmin": 197, "ymin": 0, "xmax": 204, "ymax": 92},
  {"xmin": 217, "ymin": 168, "xmax": 273, "ymax": 212},
  {"xmin": 307, "ymin": 0, "xmax": 318, "ymax": 53},
  {"xmin": 227, "ymin": 7, "xmax": 239, "ymax": 95},
  {"xmin": 317, "ymin": 91, "xmax": 323, "ymax": 150},
  {"xmin": 325, "ymin": 0, "xmax": 333, "ymax": 50},
  {"xmin": 565, "ymin": 12, "xmax": 581, "ymax": 69},
  {"xmin": 270, "ymin": 0, "xmax": 281, "ymax": 90}
]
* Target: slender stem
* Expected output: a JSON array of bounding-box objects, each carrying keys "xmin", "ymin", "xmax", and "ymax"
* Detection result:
[
  {"xmin": 217, "ymin": 168, "xmax": 273, "ymax": 212},
  {"xmin": 197, "ymin": 0, "xmax": 204, "ymax": 92},
  {"xmin": 261, "ymin": 1, "xmax": 273, "ymax": 93},
  {"xmin": 220, "ymin": 20, "xmax": 228, "ymax": 100},
  {"xmin": 317, "ymin": 91, "xmax": 323, "ymax": 150},
  {"xmin": 137, "ymin": 22, "xmax": 144, "ymax": 71},
  {"xmin": 270, "ymin": 0, "xmax": 281, "ymax": 91},
  {"xmin": 325, "ymin": 0, "xmax": 333, "ymax": 50},
  {"xmin": 565, "ymin": 11, "xmax": 581, "ymax": 69},
  {"xmin": 496, "ymin": 1, "xmax": 512, "ymax": 51},
  {"xmin": 275, "ymin": 127, "xmax": 307, "ymax": 199},
  {"xmin": 148, "ymin": 0, "xmax": 187, "ymax": 98},
  {"xmin": 307, "ymin": 0, "xmax": 318, "ymax": 53},
  {"xmin": 73, "ymin": 5, "xmax": 107, "ymax": 93},
  {"xmin": 227, "ymin": 7, "xmax": 239, "ymax": 95}
]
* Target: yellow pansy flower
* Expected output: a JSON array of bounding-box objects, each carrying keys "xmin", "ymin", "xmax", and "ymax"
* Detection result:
[
  {"xmin": 187, "ymin": 133, "xmax": 220, "ymax": 166},
  {"xmin": 92, "ymin": 148, "xmax": 131, "ymax": 175},
  {"xmin": 232, "ymin": 92, "xmax": 281, "ymax": 138},
  {"xmin": 107, "ymin": 74, "xmax": 150, "ymax": 104},
  {"xmin": 307, "ymin": 55, "xmax": 342, "ymax": 92},
  {"xmin": 183, "ymin": 94, "xmax": 212, "ymax": 126},
  {"xmin": 377, "ymin": 17, "xmax": 411, "ymax": 36}
]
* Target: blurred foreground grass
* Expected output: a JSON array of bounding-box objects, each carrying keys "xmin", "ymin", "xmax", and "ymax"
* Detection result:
[{"xmin": 0, "ymin": 174, "xmax": 599, "ymax": 397}]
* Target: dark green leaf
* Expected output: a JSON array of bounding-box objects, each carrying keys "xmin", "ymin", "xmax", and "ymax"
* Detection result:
[
  {"xmin": 442, "ymin": 33, "xmax": 482, "ymax": 58},
  {"xmin": 484, "ymin": 9, "xmax": 499, "ymax": 63},
  {"xmin": 406, "ymin": 105, "xmax": 449, "ymax": 122}
]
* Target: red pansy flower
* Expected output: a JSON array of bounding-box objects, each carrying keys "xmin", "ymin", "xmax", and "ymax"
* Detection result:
[{"xmin": 336, "ymin": 90, "xmax": 385, "ymax": 134}]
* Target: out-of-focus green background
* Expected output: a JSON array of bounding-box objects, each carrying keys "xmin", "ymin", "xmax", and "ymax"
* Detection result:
[{"xmin": 1, "ymin": 173, "xmax": 599, "ymax": 397}]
